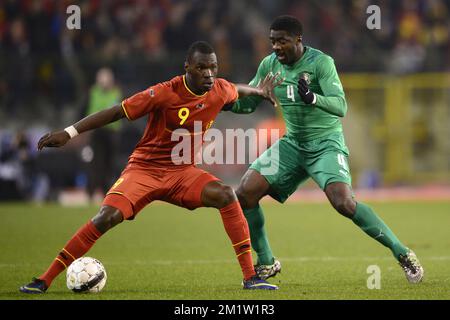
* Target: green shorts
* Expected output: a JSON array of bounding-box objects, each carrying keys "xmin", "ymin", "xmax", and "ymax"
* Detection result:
[{"xmin": 250, "ymin": 131, "xmax": 352, "ymax": 203}]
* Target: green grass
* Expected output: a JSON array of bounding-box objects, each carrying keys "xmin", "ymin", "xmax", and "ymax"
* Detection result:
[{"xmin": 1, "ymin": 201, "xmax": 449, "ymax": 300}]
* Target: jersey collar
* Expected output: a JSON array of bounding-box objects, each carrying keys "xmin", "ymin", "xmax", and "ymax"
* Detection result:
[
  {"xmin": 183, "ymin": 75, "xmax": 208, "ymax": 97},
  {"xmin": 287, "ymin": 46, "xmax": 309, "ymax": 69}
]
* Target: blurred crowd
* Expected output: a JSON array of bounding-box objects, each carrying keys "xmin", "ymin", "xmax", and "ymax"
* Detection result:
[
  {"xmin": 1, "ymin": 0, "xmax": 450, "ymax": 124},
  {"xmin": 1, "ymin": 0, "xmax": 449, "ymax": 201}
]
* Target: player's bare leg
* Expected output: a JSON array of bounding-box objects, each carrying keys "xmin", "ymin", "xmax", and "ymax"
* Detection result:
[
  {"xmin": 236, "ymin": 169, "xmax": 281, "ymax": 280},
  {"xmin": 91, "ymin": 206, "xmax": 124, "ymax": 233},
  {"xmin": 325, "ymin": 182, "xmax": 424, "ymax": 283},
  {"xmin": 201, "ymin": 180, "xmax": 277, "ymax": 289},
  {"xmin": 19, "ymin": 206, "xmax": 123, "ymax": 293}
]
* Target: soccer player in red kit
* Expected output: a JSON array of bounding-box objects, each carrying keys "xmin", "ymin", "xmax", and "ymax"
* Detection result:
[{"xmin": 20, "ymin": 41, "xmax": 282, "ymax": 293}]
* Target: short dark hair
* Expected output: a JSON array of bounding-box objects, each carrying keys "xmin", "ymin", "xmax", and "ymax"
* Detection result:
[
  {"xmin": 186, "ymin": 41, "xmax": 215, "ymax": 62},
  {"xmin": 270, "ymin": 15, "xmax": 303, "ymax": 36}
]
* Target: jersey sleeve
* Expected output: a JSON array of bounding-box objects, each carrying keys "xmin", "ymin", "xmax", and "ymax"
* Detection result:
[
  {"xmin": 229, "ymin": 56, "xmax": 271, "ymax": 114},
  {"xmin": 220, "ymin": 79, "xmax": 239, "ymax": 105},
  {"xmin": 121, "ymin": 83, "xmax": 167, "ymax": 120},
  {"xmin": 314, "ymin": 55, "xmax": 348, "ymax": 117}
]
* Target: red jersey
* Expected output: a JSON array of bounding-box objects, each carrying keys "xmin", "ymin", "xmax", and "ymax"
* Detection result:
[{"xmin": 121, "ymin": 75, "xmax": 238, "ymax": 166}]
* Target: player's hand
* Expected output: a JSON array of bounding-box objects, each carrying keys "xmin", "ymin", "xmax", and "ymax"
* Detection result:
[
  {"xmin": 37, "ymin": 130, "xmax": 71, "ymax": 151},
  {"xmin": 298, "ymin": 75, "xmax": 316, "ymax": 104},
  {"xmin": 259, "ymin": 72, "xmax": 284, "ymax": 108}
]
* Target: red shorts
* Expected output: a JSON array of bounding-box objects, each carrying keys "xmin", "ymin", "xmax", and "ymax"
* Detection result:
[{"xmin": 102, "ymin": 162, "xmax": 219, "ymax": 220}]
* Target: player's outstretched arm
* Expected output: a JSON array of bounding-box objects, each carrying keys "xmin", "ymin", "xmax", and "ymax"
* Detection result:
[
  {"xmin": 235, "ymin": 72, "xmax": 283, "ymax": 108},
  {"xmin": 37, "ymin": 104, "xmax": 125, "ymax": 150}
]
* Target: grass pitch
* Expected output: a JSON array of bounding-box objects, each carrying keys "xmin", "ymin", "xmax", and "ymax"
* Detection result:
[{"xmin": 0, "ymin": 201, "xmax": 449, "ymax": 300}]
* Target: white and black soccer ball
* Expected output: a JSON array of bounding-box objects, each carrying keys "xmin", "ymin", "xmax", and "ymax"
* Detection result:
[{"xmin": 66, "ymin": 257, "xmax": 107, "ymax": 293}]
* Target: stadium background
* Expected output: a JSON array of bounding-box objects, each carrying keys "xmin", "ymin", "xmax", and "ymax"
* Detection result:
[
  {"xmin": 1, "ymin": 0, "xmax": 450, "ymax": 301},
  {"xmin": 1, "ymin": 0, "xmax": 449, "ymax": 203}
]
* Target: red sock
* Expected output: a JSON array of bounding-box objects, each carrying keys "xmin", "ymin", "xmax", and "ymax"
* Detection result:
[
  {"xmin": 219, "ymin": 201, "xmax": 256, "ymax": 280},
  {"xmin": 39, "ymin": 220, "xmax": 102, "ymax": 287}
]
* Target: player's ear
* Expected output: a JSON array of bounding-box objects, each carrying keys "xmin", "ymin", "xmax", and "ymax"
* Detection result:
[
  {"xmin": 184, "ymin": 61, "xmax": 189, "ymax": 72},
  {"xmin": 298, "ymin": 35, "xmax": 302, "ymax": 43}
]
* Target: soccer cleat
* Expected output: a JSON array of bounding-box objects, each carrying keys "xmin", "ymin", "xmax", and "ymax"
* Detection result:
[
  {"xmin": 19, "ymin": 277, "xmax": 48, "ymax": 294},
  {"xmin": 242, "ymin": 275, "xmax": 278, "ymax": 290},
  {"xmin": 254, "ymin": 259, "xmax": 281, "ymax": 280},
  {"xmin": 398, "ymin": 249, "xmax": 424, "ymax": 284}
]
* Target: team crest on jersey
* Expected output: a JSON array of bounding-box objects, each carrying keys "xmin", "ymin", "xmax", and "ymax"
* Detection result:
[
  {"xmin": 301, "ymin": 72, "xmax": 311, "ymax": 84},
  {"xmin": 196, "ymin": 103, "xmax": 205, "ymax": 109}
]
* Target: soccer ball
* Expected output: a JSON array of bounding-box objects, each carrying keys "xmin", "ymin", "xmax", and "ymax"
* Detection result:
[{"xmin": 66, "ymin": 257, "xmax": 107, "ymax": 293}]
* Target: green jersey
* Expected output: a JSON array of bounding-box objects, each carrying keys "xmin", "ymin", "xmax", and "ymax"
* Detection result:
[{"xmin": 232, "ymin": 46, "xmax": 347, "ymax": 141}]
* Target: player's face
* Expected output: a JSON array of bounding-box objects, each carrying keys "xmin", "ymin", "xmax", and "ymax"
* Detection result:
[
  {"xmin": 269, "ymin": 30, "xmax": 302, "ymax": 65},
  {"xmin": 185, "ymin": 52, "xmax": 218, "ymax": 93}
]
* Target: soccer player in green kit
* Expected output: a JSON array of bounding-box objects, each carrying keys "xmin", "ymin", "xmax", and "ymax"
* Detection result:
[{"xmin": 225, "ymin": 15, "xmax": 424, "ymax": 284}]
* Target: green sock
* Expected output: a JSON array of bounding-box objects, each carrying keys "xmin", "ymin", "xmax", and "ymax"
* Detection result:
[
  {"xmin": 352, "ymin": 202, "xmax": 408, "ymax": 260},
  {"xmin": 243, "ymin": 205, "xmax": 274, "ymax": 265}
]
